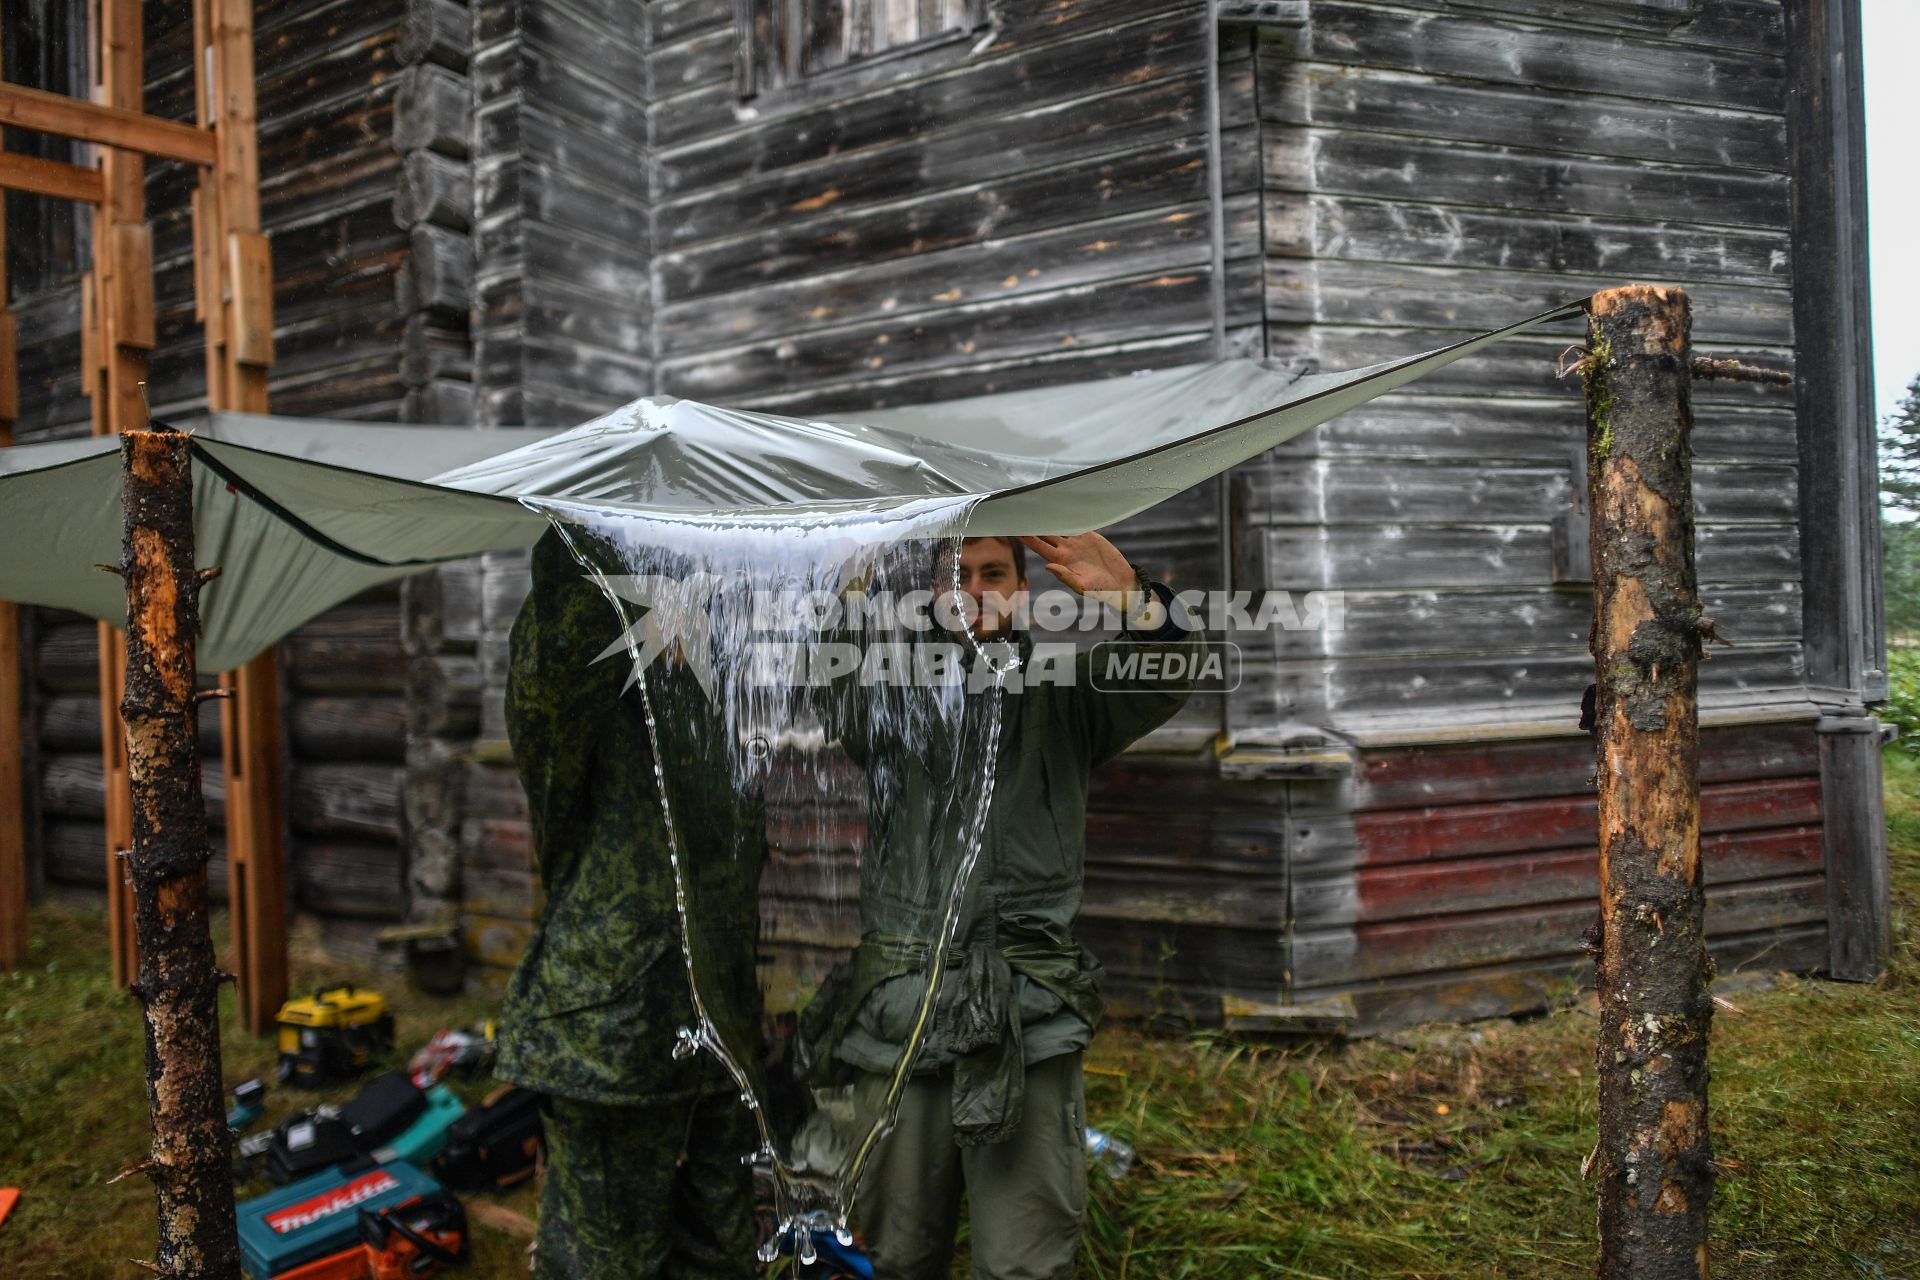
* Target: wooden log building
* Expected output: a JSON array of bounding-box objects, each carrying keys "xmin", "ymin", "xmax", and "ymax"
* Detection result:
[{"xmin": 2, "ymin": 0, "xmax": 1884, "ymax": 1029}]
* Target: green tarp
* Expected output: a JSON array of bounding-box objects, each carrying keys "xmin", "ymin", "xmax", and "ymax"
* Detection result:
[{"xmin": 0, "ymin": 302, "xmax": 1582, "ymax": 670}]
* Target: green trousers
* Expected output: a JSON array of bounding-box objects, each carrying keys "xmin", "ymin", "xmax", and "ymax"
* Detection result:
[
  {"xmin": 856, "ymin": 1051, "xmax": 1087, "ymax": 1280},
  {"xmin": 535, "ymin": 1092, "xmax": 759, "ymax": 1280}
]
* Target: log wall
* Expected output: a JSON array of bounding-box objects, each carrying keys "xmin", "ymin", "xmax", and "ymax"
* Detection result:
[{"xmin": 1097, "ymin": 0, "xmax": 1821, "ymax": 1028}]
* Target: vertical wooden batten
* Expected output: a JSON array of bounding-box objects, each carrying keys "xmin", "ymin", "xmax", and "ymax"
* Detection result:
[
  {"xmin": 0, "ymin": 9, "xmax": 25, "ymax": 970},
  {"xmin": 91, "ymin": 0, "xmax": 153, "ymax": 988},
  {"xmin": 1784, "ymin": 0, "xmax": 1890, "ymax": 981},
  {"xmin": 195, "ymin": 0, "xmax": 287, "ymax": 1036}
]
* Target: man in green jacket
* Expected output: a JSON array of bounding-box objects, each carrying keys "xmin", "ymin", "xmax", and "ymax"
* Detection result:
[
  {"xmin": 496, "ymin": 527, "xmax": 762, "ymax": 1279},
  {"xmin": 824, "ymin": 530, "xmax": 1199, "ymax": 1280}
]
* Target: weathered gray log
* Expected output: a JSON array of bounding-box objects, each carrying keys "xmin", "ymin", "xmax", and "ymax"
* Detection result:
[
  {"xmin": 402, "ymin": 378, "xmax": 476, "ymax": 427},
  {"xmin": 393, "ymin": 63, "xmax": 471, "ymax": 157},
  {"xmin": 400, "ymin": 313, "xmax": 474, "ymax": 386},
  {"xmin": 395, "ymin": 224, "xmax": 472, "ymax": 317},
  {"xmin": 289, "ymin": 696, "xmax": 410, "ymax": 762},
  {"xmin": 119, "ymin": 426, "xmax": 241, "ymax": 1278},
  {"xmin": 397, "ymin": 0, "xmax": 469, "ymax": 71},
  {"xmin": 1582, "ymin": 285, "xmax": 1713, "ymax": 1279},
  {"xmin": 394, "ymin": 149, "xmax": 473, "ymax": 232}
]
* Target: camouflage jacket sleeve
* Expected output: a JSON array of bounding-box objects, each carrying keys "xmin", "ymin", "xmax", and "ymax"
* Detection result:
[{"xmin": 507, "ymin": 528, "xmax": 632, "ymax": 867}]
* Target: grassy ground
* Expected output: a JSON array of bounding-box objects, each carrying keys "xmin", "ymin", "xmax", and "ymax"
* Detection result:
[{"xmin": 3, "ymin": 759, "xmax": 1917, "ymax": 1278}]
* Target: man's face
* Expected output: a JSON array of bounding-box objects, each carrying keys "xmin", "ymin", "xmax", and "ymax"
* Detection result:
[{"xmin": 951, "ymin": 538, "xmax": 1027, "ymax": 640}]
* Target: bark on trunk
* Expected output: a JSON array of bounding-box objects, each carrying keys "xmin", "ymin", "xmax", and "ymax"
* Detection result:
[
  {"xmin": 1583, "ymin": 285, "xmax": 1713, "ymax": 1279},
  {"xmin": 121, "ymin": 427, "xmax": 242, "ymax": 1279}
]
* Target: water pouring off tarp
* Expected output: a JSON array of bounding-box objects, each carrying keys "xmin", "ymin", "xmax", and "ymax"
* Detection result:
[{"xmin": 531, "ymin": 494, "xmax": 1027, "ymax": 1239}]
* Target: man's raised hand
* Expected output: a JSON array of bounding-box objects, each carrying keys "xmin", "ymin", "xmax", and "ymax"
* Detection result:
[{"xmin": 1017, "ymin": 533, "xmax": 1137, "ymax": 598}]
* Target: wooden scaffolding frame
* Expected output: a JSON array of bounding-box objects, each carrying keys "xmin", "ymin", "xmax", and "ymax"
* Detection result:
[{"xmin": 0, "ymin": 0, "xmax": 287, "ymax": 1034}]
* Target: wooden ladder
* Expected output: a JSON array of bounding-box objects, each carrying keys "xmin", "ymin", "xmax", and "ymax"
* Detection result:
[{"xmin": 0, "ymin": 0, "xmax": 287, "ymax": 1035}]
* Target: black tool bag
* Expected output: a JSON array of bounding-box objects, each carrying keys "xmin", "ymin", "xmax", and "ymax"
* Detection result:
[
  {"xmin": 339, "ymin": 1070, "xmax": 428, "ymax": 1149},
  {"xmin": 434, "ymin": 1086, "xmax": 543, "ymax": 1191},
  {"xmin": 255, "ymin": 1071, "xmax": 428, "ymax": 1186},
  {"xmin": 258, "ymin": 1110, "xmax": 361, "ymax": 1185}
]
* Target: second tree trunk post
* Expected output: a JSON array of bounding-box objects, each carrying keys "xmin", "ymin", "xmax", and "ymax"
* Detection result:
[
  {"xmin": 1582, "ymin": 285, "xmax": 1713, "ymax": 1279},
  {"xmin": 121, "ymin": 425, "xmax": 243, "ymax": 1279}
]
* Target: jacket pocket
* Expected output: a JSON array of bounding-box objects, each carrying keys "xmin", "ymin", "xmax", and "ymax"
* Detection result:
[{"xmin": 528, "ymin": 935, "xmax": 670, "ymax": 1018}]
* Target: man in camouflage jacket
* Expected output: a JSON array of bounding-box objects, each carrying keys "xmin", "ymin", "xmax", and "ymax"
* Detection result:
[{"xmin": 496, "ymin": 527, "xmax": 761, "ymax": 1279}]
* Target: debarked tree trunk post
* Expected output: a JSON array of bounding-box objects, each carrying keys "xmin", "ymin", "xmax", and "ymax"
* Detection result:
[
  {"xmin": 1582, "ymin": 285, "xmax": 1714, "ymax": 1280},
  {"xmin": 120, "ymin": 426, "xmax": 242, "ymax": 1279}
]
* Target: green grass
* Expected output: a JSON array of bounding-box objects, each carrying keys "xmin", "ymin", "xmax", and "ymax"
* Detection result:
[
  {"xmin": 1069, "ymin": 757, "xmax": 1920, "ymax": 1280},
  {"xmin": 4, "ymin": 760, "xmax": 1918, "ymax": 1278},
  {"xmin": 0, "ymin": 910, "xmax": 539, "ymax": 1278}
]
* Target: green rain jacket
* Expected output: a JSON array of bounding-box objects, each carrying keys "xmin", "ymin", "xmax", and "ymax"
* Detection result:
[
  {"xmin": 803, "ymin": 584, "xmax": 1199, "ymax": 1145},
  {"xmin": 495, "ymin": 529, "xmax": 759, "ymax": 1106}
]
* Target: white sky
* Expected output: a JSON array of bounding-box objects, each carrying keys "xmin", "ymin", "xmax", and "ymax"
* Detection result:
[{"xmin": 1866, "ymin": 1, "xmax": 1919, "ymax": 424}]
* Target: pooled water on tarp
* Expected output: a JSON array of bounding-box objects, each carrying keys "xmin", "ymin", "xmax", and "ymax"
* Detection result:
[{"xmin": 527, "ymin": 494, "xmax": 1016, "ymax": 1253}]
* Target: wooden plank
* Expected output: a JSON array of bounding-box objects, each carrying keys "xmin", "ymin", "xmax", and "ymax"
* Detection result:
[
  {"xmin": 0, "ymin": 596, "xmax": 22, "ymax": 967},
  {"xmin": 659, "ymin": 266, "xmax": 1231, "ymax": 402},
  {"xmin": 1820, "ymin": 723, "xmax": 1889, "ymax": 980},
  {"xmin": 1305, "ymin": 645, "xmax": 1801, "ymax": 722},
  {"xmin": 660, "ymin": 199, "xmax": 1226, "ymax": 354},
  {"xmin": 107, "ymin": 222, "xmax": 157, "ymax": 350},
  {"xmin": 1267, "ymin": 582, "xmax": 1799, "ymax": 662},
  {"xmin": 293, "ymin": 838, "xmax": 407, "ymax": 919},
  {"xmin": 655, "ymin": 0, "xmax": 1197, "ymax": 146},
  {"xmin": 1264, "ymin": 130, "xmax": 1790, "ymax": 231},
  {"xmin": 228, "ymin": 230, "xmax": 275, "ymax": 366},
  {"xmin": 284, "ymin": 602, "xmax": 407, "ymax": 694},
  {"xmin": 1258, "ymin": 60, "xmax": 1787, "ymax": 173},
  {"xmin": 1297, "ymin": 1, "xmax": 1785, "ymax": 115},
  {"xmin": 1252, "ymin": 458, "xmax": 1795, "ymax": 527},
  {"xmin": 0, "ymin": 150, "xmax": 105, "ymax": 203},
  {"xmin": 1293, "ymin": 824, "xmax": 1823, "ymax": 929},
  {"xmin": 1783, "ymin": 1, "xmax": 1887, "ymax": 979},
  {"xmin": 650, "ymin": 0, "xmax": 732, "ymax": 49},
  {"xmin": 1336, "ymin": 721, "xmax": 1819, "ymax": 814},
  {"xmin": 660, "ymin": 64, "xmax": 1210, "ymax": 249},
  {"xmin": 661, "ymin": 127, "xmax": 1214, "ymax": 299},
  {"xmin": 659, "ymin": 11, "xmax": 1206, "ymax": 193},
  {"xmin": 0, "ymin": 80, "xmax": 216, "ymax": 165},
  {"xmin": 0, "ymin": 311, "xmax": 13, "ymax": 423},
  {"xmin": 199, "ymin": 0, "xmax": 285, "ymax": 1037},
  {"xmin": 1258, "ymin": 521, "xmax": 1800, "ymax": 591},
  {"xmin": 1265, "ymin": 258, "xmax": 1793, "ymax": 347},
  {"xmin": 0, "ymin": 90, "xmax": 19, "ymax": 964},
  {"xmin": 291, "ymin": 763, "xmax": 402, "ymax": 840},
  {"xmin": 1273, "ymin": 327, "xmax": 1793, "ymax": 405},
  {"xmin": 1290, "ymin": 874, "xmax": 1824, "ymax": 986},
  {"xmin": 738, "ymin": 329, "xmax": 1235, "ymax": 416},
  {"xmin": 289, "ymin": 696, "xmax": 408, "ymax": 763},
  {"xmin": 1277, "ymin": 395, "xmax": 1799, "ymax": 466},
  {"xmin": 1296, "ymin": 778, "xmax": 1822, "ymax": 878},
  {"xmin": 1372, "ymin": 0, "xmax": 1784, "ymax": 57},
  {"xmin": 1301, "ymin": 925, "xmax": 1825, "ymax": 1035},
  {"xmin": 1276, "ymin": 195, "xmax": 1791, "ymax": 289}
]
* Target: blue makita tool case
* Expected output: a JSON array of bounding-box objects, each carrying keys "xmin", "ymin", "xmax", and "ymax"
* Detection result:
[{"xmin": 237, "ymin": 1159, "xmax": 441, "ymax": 1278}]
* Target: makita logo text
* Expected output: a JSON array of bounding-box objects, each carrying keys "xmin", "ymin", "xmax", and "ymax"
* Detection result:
[{"xmin": 265, "ymin": 1170, "xmax": 400, "ymax": 1234}]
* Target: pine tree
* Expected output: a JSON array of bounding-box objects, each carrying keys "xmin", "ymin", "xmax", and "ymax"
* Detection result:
[
  {"xmin": 1878, "ymin": 374, "xmax": 1920, "ymax": 515},
  {"xmin": 1882, "ymin": 377, "xmax": 1920, "ymax": 645}
]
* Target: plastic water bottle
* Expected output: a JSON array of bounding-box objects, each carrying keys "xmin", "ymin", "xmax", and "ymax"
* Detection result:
[{"xmin": 1085, "ymin": 1127, "xmax": 1135, "ymax": 1178}]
